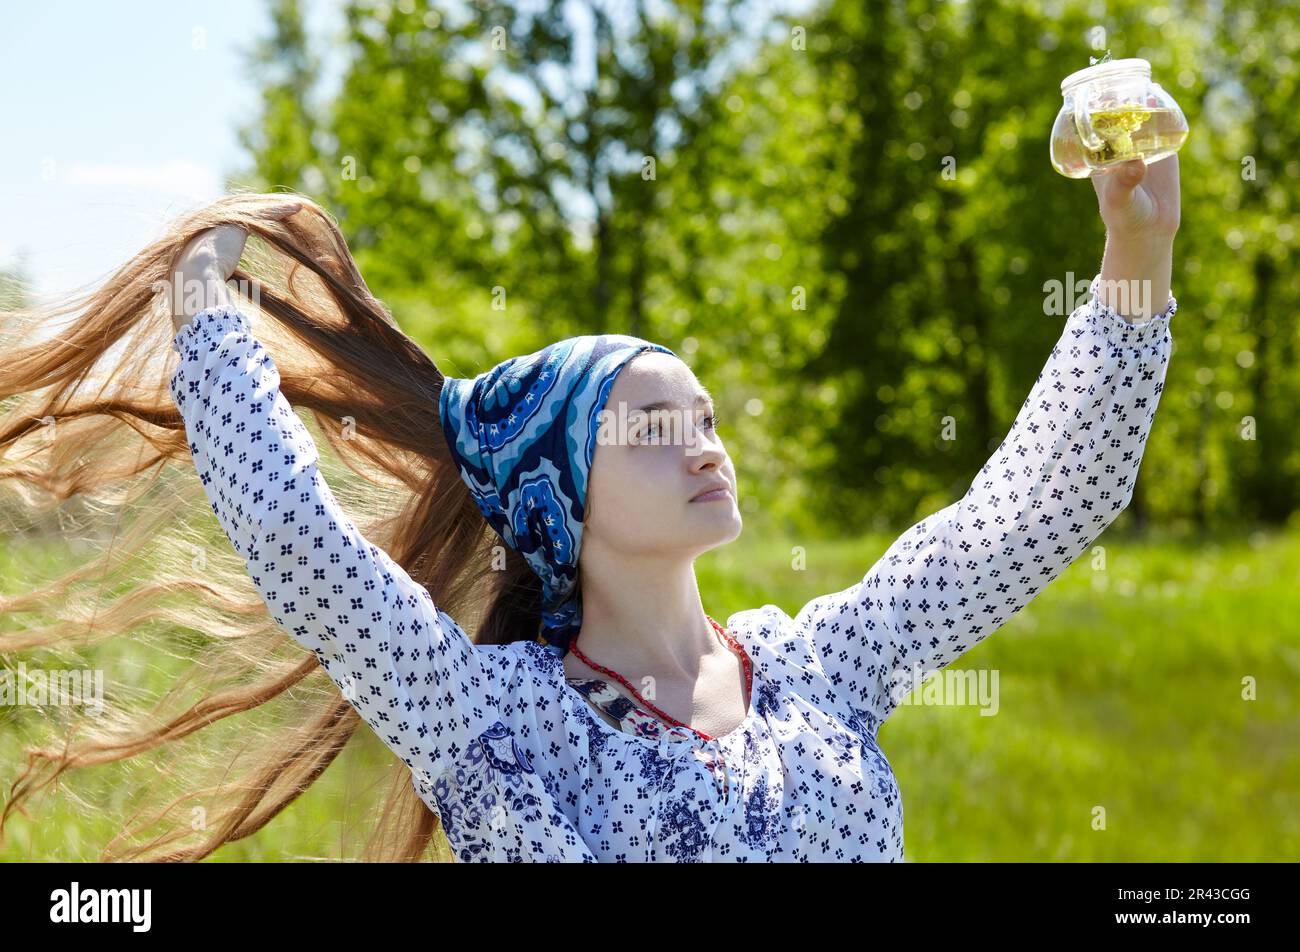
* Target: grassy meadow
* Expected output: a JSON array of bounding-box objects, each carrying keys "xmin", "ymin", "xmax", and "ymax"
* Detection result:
[{"xmin": 2, "ymin": 518, "xmax": 1296, "ymax": 861}]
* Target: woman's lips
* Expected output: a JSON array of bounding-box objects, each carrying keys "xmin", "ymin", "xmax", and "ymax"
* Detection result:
[{"xmin": 690, "ymin": 488, "xmax": 732, "ymax": 503}]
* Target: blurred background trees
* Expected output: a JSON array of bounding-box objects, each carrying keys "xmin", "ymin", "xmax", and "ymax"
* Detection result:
[{"xmin": 236, "ymin": 0, "xmax": 1300, "ymax": 539}]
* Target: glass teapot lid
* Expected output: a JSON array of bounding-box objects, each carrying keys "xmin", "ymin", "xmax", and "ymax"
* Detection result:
[{"xmin": 1060, "ymin": 57, "xmax": 1151, "ymax": 92}]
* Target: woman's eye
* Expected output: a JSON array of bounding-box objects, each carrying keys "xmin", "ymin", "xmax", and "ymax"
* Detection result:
[{"xmin": 636, "ymin": 414, "xmax": 719, "ymax": 443}]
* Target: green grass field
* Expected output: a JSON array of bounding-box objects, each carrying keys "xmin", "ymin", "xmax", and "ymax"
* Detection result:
[{"xmin": 3, "ymin": 519, "xmax": 1297, "ymax": 861}]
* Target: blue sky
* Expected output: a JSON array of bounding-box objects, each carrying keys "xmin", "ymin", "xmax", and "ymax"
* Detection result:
[
  {"xmin": 2, "ymin": 0, "xmax": 805, "ymax": 300},
  {"xmin": 0, "ymin": 1, "xmax": 344, "ymax": 299}
]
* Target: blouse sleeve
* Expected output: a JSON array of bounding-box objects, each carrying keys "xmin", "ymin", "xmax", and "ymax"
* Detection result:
[
  {"xmin": 169, "ymin": 303, "xmax": 505, "ymax": 783},
  {"xmin": 793, "ymin": 273, "xmax": 1177, "ymax": 730}
]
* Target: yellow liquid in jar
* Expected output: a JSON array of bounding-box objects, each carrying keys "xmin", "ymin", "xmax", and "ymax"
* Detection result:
[{"xmin": 1084, "ymin": 105, "xmax": 1187, "ymax": 166}]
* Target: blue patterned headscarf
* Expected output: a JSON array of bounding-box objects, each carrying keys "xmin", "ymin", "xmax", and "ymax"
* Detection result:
[{"xmin": 438, "ymin": 335, "xmax": 676, "ymax": 655}]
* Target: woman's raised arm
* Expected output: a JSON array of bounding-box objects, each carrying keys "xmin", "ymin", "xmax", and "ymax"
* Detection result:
[
  {"xmin": 168, "ymin": 283, "xmax": 508, "ymax": 788},
  {"xmin": 794, "ymin": 276, "xmax": 1176, "ymax": 731},
  {"xmin": 792, "ymin": 155, "xmax": 1181, "ymax": 734}
]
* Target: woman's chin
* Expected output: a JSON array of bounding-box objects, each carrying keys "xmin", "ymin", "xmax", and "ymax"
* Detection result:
[{"xmin": 689, "ymin": 507, "xmax": 743, "ymax": 544}]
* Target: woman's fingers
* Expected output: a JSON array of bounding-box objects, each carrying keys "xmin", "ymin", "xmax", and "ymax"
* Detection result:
[
  {"xmin": 210, "ymin": 224, "xmax": 249, "ymax": 278},
  {"xmin": 261, "ymin": 200, "xmax": 303, "ymax": 221},
  {"xmin": 180, "ymin": 225, "xmax": 247, "ymax": 278},
  {"xmin": 1091, "ymin": 158, "xmax": 1145, "ymax": 203}
]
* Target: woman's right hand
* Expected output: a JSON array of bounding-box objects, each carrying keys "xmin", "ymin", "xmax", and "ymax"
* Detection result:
[
  {"xmin": 167, "ymin": 201, "xmax": 301, "ymax": 332},
  {"xmin": 170, "ymin": 225, "xmax": 249, "ymax": 332},
  {"xmin": 178, "ymin": 224, "xmax": 249, "ymax": 281}
]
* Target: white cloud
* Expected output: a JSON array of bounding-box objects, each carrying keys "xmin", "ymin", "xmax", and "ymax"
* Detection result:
[{"xmin": 63, "ymin": 160, "xmax": 223, "ymax": 199}]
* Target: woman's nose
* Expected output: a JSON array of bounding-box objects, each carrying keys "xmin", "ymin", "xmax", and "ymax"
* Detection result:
[{"xmin": 687, "ymin": 428, "xmax": 725, "ymax": 465}]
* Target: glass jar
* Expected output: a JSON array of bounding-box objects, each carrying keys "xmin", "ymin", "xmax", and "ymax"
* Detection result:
[{"xmin": 1049, "ymin": 57, "xmax": 1189, "ymax": 178}]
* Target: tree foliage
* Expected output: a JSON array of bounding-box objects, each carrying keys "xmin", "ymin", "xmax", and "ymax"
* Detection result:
[{"xmin": 235, "ymin": 0, "xmax": 1300, "ymax": 536}]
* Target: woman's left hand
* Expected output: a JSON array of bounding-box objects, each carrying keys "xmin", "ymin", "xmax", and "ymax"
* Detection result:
[
  {"xmin": 1092, "ymin": 153, "xmax": 1180, "ymax": 321},
  {"xmin": 1092, "ymin": 153, "xmax": 1181, "ymax": 242}
]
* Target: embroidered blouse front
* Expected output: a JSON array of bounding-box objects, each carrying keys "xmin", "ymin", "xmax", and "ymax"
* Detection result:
[
  {"xmin": 565, "ymin": 675, "xmax": 691, "ymax": 739},
  {"xmin": 168, "ymin": 275, "xmax": 1175, "ymax": 862}
]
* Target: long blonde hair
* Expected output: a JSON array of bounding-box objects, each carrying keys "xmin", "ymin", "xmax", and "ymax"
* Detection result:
[{"xmin": 0, "ymin": 191, "xmax": 544, "ymax": 861}]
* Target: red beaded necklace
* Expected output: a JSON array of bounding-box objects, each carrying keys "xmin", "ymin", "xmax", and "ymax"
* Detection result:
[{"xmin": 567, "ymin": 614, "xmax": 753, "ymax": 742}]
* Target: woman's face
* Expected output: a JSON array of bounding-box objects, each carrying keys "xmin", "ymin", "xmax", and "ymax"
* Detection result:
[{"xmin": 582, "ymin": 352, "xmax": 741, "ymax": 559}]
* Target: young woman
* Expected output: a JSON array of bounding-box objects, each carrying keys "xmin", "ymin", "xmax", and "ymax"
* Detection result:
[{"xmin": 0, "ymin": 155, "xmax": 1178, "ymax": 862}]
